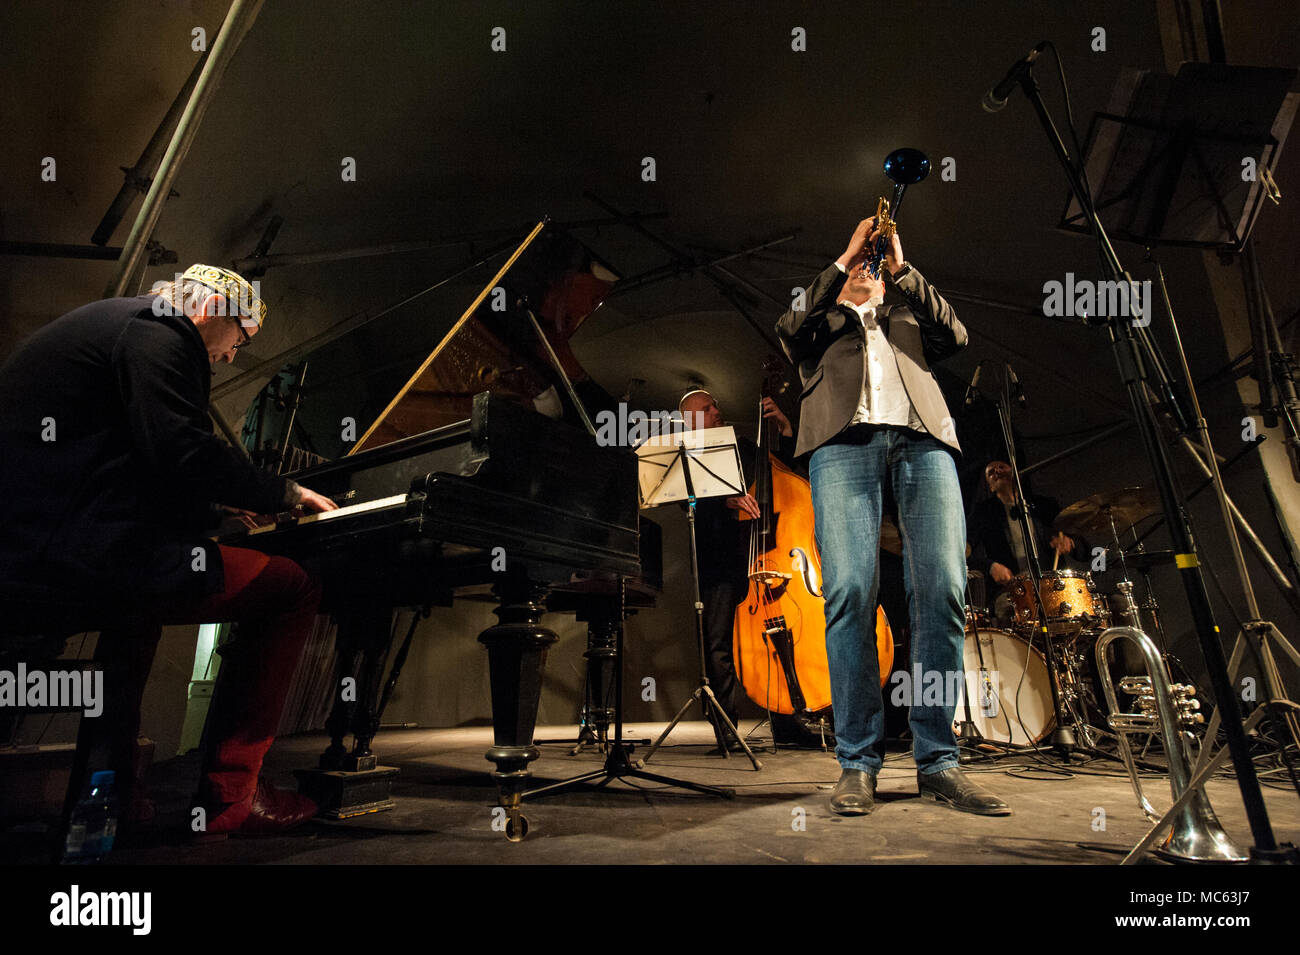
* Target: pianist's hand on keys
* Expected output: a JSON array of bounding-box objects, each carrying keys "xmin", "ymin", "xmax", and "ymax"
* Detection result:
[
  {"xmin": 293, "ymin": 485, "xmax": 339, "ymax": 515},
  {"xmin": 223, "ymin": 483, "xmax": 338, "ymax": 530}
]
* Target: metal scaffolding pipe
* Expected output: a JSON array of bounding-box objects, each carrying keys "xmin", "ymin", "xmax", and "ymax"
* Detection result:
[
  {"xmin": 230, "ymin": 213, "xmax": 667, "ymax": 275},
  {"xmin": 105, "ymin": 0, "xmax": 266, "ymax": 298},
  {"xmin": 92, "ymin": 53, "xmax": 209, "ymax": 247},
  {"xmin": 0, "ymin": 241, "xmax": 176, "ymax": 264}
]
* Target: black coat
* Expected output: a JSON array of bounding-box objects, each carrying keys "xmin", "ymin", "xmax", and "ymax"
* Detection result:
[
  {"xmin": 966, "ymin": 492, "xmax": 1090, "ymax": 580},
  {"xmin": 0, "ymin": 296, "xmax": 287, "ymax": 618},
  {"xmin": 774, "ymin": 263, "xmax": 967, "ymax": 458},
  {"xmin": 693, "ymin": 433, "xmax": 797, "ymax": 588}
]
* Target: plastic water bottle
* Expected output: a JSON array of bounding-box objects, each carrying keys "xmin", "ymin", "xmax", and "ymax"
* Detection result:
[{"xmin": 61, "ymin": 770, "xmax": 119, "ymax": 864}]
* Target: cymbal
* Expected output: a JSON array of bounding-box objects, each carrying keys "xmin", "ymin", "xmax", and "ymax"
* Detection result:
[{"xmin": 1055, "ymin": 486, "xmax": 1161, "ymax": 536}]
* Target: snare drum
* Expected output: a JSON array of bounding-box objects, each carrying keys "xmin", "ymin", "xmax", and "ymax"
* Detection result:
[
  {"xmin": 1008, "ymin": 570, "xmax": 1107, "ymax": 634},
  {"xmin": 954, "ymin": 628, "xmax": 1055, "ymax": 745}
]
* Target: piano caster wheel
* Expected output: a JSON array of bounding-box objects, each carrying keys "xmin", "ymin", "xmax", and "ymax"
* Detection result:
[
  {"xmin": 505, "ymin": 812, "xmax": 529, "ymax": 842},
  {"xmin": 633, "ymin": 759, "xmax": 645, "ymax": 769}
]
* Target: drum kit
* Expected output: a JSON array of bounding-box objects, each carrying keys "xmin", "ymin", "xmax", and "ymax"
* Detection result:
[{"xmin": 958, "ymin": 484, "xmax": 1170, "ymax": 749}]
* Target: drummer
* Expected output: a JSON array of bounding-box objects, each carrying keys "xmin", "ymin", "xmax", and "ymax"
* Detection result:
[{"xmin": 967, "ymin": 461, "xmax": 1091, "ymax": 628}]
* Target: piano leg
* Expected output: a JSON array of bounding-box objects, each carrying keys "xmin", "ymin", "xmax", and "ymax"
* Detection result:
[
  {"xmin": 299, "ymin": 605, "xmax": 400, "ymax": 818},
  {"xmin": 479, "ymin": 577, "xmax": 556, "ymax": 841}
]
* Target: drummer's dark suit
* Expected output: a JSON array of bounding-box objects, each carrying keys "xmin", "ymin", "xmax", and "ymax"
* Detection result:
[{"xmin": 967, "ymin": 492, "xmax": 1091, "ymax": 580}]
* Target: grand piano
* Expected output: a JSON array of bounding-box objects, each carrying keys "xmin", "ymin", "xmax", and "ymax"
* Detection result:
[{"xmin": 223, "ymin": 223, "xmax": 660, "ymax": 839}]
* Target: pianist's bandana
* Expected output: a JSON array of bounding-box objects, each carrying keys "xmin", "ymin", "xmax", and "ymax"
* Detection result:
[{"xmin": 182, "ymin": 264, "xmax": 267, "ymax": 329}]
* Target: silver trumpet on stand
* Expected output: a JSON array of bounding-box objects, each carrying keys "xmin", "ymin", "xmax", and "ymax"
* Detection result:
[{"xmin": 1095, "ymin": 616, "xmax": 1248, "ymax": 864}]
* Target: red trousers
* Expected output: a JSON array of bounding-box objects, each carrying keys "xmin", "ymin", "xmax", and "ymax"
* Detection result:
[{"xmin": 105, "ymin": 546, "xmax": 321, "ymax": 805}]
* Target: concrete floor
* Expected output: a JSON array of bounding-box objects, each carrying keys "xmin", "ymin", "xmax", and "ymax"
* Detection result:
[{"xmin": 6, "ymin": 720, "xmax": 1298, "ymax": 865}]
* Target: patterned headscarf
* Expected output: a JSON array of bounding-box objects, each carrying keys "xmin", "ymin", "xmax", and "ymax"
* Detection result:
[{"xmin": 181, "ymin": 264, "xmax": 267, "ymax": 328}]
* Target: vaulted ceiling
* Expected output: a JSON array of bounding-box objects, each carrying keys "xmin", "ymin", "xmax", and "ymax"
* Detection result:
[{"xmin": 2, "ymin": 1, "xmax": 1297, "ymax": 484}]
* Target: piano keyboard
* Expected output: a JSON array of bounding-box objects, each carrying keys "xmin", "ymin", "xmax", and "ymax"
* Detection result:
[{"xmin": 247, "ymin": 493, "xmax": 410, "ymax": 536}]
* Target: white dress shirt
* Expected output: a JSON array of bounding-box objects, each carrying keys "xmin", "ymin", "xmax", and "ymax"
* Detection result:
[{"xmin": 833, "ymin": 262, "xmax": 926, "ymax": 433}]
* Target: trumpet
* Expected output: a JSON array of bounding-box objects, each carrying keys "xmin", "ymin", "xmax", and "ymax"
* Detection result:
[
  {"xmin": 865, "ymin": 148, "xmax": 930, "ymax": 279},
  {"xmin": 1095, "ymin": 607, "xmax": 1246, "ymax": 863}
]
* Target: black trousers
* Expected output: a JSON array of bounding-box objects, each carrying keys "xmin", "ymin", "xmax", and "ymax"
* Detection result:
[{"xmin": 700, "ymin": 576, "xmax": 745, "ymax": 728}]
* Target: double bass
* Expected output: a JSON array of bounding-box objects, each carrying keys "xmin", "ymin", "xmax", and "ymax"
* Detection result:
[{"xmin": 732, "ymin": 361, "xmax": 893, "ymax": 732}]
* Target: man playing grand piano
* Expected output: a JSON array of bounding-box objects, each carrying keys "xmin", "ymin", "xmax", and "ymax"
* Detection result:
[{"xmin": 0, "ymin": 265, "xmax": 337, "ymax": 839}]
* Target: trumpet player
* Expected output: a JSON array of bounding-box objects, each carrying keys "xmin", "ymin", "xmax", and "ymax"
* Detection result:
[{"xmin": 775, "ymin": 217, "xmax": 1011, "ymax": 817}]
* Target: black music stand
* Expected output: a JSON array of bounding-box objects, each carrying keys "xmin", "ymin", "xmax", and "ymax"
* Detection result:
[
  {"xmin": 1058, "ymin": 63, "xmax": 1295, "ymax": 251},
  {"xmin": 519, "ymin": 576, "xmax": 736, "ymax": 807},
  {"xmin": 634, "ymin": 426, "xmax": 763, "ymax": 770},
  {"xmin": 1002, "ymin": 50, "xmax": 1295, "ymax": 862}
]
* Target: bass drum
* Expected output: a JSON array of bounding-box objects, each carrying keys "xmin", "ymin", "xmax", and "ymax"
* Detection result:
[{"xmin": 954, "ymin": 628, "xmax": 1055, "ymax": 746}]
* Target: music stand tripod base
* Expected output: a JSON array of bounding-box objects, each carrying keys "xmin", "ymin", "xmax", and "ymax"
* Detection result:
[
  {"xmin": 520, "ymin": 581, "xmax": 739, "ymax": 806},
  {"xmin": 637, "ymin": 678, "xmax": 763, "ymax": 770}
]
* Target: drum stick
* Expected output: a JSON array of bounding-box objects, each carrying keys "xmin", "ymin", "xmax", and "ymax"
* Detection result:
[{"xmin": 1053, "ymin": 547, "xmax": 1060, "ymax": 571}]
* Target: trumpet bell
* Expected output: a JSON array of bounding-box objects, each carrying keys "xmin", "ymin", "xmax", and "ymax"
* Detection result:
[
  {"xmin": 1096, "ymin": 625, "xmax": 1247, "ymax": 864},
  {"xmin": 883, "ymin": 147, "xmax": 931, "ymax": 186},
  {"xmin": 865, "ymin": 148, "xmax": 931, "ymax": 279}
]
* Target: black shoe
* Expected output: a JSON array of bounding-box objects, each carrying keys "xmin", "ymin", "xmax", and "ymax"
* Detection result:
[
  {"xmin": 707, "ymin": 738, "xmax": 748, "ymax": 756},
  {"xmin": 772, "ymin": 713, "xmax": 836, "ymax": 750},
  {"xmin": 708, "ymin": 713, "xmax": 745, "ymax": 754},
  {"xmin": 917, "ymin": 767, "xmax": 1011, "ymax": 816},
  {"xmin": 829, "ymin": 768, "xmax": 876, "ymax": 816}
]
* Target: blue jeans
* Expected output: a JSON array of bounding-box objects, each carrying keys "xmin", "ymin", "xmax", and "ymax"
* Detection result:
[{"xmin": 809, "ymin": 426, "xmax": 967, "ymax": 776}]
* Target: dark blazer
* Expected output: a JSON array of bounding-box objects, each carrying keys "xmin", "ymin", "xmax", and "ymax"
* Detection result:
[
  {"xmin": 774, "ymin": 263, "xmax": 967, "ymax": 458},
  {"xmin": 0, "ymin": 296, "xmax": 288, "ymax": 616},
  {"xmin": 966, "ymin": 493, "xmax": 1091, "ymax": 579}
]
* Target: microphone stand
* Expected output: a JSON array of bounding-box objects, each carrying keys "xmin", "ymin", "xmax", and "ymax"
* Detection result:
[
  {"xmin": 955, "ymin": 579, "xmax": 984, "ymax": 745},
  {"xmin": 988, "ymin": 363, "xmax": 1077, "ymax": 758},
  {"xmin": 1007, "ymin": 60, "xmax": 1289, "ymax": 860}
]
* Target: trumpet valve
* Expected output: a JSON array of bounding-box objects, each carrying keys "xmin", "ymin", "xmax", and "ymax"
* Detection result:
[
  {"xmin": 1110, "ymin": 713, "xmax": 1160, "ymax": 733},
  {"xmin": 1119, "ymin": 675, "xmax": 1152, "ymax": 695}
]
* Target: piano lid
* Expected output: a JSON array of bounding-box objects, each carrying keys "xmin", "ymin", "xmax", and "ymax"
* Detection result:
[{"xmin": 349, "ymin": 220, "xmax": 620, "ymax": 454}]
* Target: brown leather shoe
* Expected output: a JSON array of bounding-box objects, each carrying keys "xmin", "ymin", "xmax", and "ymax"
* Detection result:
[
  {"xmin": 917, "ymin": 767, "xmax": 1011, "ymax": 816},
  {"xmin": 829, "ymin": 768, "xmax": 876, "ymax": 815},
  {"xmin": 194, "ymin": 778, "xmax": 319, "ymax": 841}
]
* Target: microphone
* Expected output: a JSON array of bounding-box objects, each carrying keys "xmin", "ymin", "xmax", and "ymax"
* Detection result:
[
  {"xmin": 1007, "ymin": 364, "xmax": 1026, "ymax": 408},
  {"xmin": 981, "ymin": 41, "xmax": 1047, "ymax": 113},
  {"xmin": 964, "ymin": 364, "xmax": 984, "ymax": 407}
]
